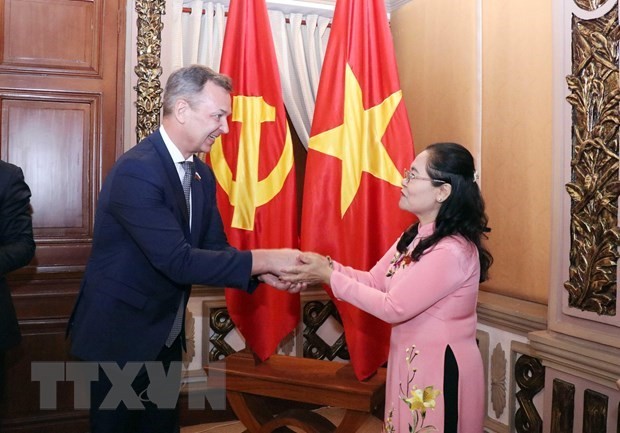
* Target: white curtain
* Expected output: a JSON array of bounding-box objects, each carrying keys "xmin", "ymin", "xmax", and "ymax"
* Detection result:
[
  {"xmin": 269, "ymin": 11, "xmax": 330, "ymax": 147},
  {"xmin": 160, "ymin": 0, "xmax": 227, "ymax": 82},
  {"xmin": 158, "ymin": 0, "xmax": 330, "ymax": 148}
]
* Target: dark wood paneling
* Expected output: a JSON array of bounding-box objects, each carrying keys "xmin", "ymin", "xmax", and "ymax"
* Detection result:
[
  {"xmin": 4, "ymin": 320, "xmax": 78, "ymax": 416},
  {"xmin": 583, "ymin": 389, "xmax": 608, "ymax": 433},
  {"xmin": 1, "ymin": 319, "xmax": 89, "ymax": 433},
  {"xmin": 9, "ymin": 276, "xmax": 82, "ymax": 319},
  {"xmin": 0, "ymin": 0, "xmax": 125, "ymax": 430},
  {"xmin": 2, "ymin": 0, "xmax": 101, "ymax": 75},
  {"xmin": 1, "ymin": 95, "xmax": 96, "ymax": 237},
  {"xmin": 21, "ymin": 242, "xmax": 92, "ymax": 274},
  {"xmin": 550, "ymin": 379, "xmax": 575, "ymax": 433}
]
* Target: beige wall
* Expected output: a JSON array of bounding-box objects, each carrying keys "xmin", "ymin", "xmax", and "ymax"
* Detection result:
[
  {"xmin": 392, "ymin": 1, "xmax": 552, "ymax": 304},
  {"xmin": 392, "ymin": 0, "xmax": 479, "ymax": 153}
]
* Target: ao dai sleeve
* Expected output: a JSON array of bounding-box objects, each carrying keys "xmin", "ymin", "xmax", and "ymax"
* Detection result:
[
  {"xmin": 330, "ymin": 241, "xmax": 401, "ymax": 294},
  {"xmin": 330, "ymin": 240, "xmax": 474, "ymax": 324}
]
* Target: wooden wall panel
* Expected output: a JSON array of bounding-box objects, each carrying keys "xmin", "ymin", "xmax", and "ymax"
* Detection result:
[
  {"xmin": 1, "ymin": 96, "xmax": 95, "ymax": 235},
  {"xmin": 542, "ymin": 366, "xmax": 620, "ymax": 433},
  {"xmin": 0, "ymin": 0, "xmax": 125, "ymax": 430},
  {"xmin": 551, "ymin": 379, "xmax": 575, "ymax": 433},
  {"xmin": 1, "ymin": 0, "xmax": 101, "ymax": 74},
  {"xmin": 1, "ymin": 320, "xmax": 89, "ymax": 433},
  {"xmin": 10, "ymin": 277, "xmax": 81, "ymax": 320}
]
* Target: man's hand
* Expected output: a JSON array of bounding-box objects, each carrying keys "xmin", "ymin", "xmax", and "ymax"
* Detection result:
[
  {"xmin": 258, "ymin": 272, "xmax": 307, "ymax": 293},
  {"xmin": 251, "ymin": 248, "xmax": 302, "ymax": 277}
]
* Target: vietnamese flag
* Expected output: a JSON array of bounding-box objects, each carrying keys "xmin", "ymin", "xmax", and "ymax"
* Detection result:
[
  {"xmin": 301, "ymin": 0, "xmax": 415, "ymax": 380},
  {"xmin": 208, "ymin": 0, "xmax": 299, "ymax": 360}
]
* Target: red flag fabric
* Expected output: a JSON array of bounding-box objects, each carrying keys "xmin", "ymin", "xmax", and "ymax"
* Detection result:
[
  {"xmin": 208, "ymin": 0, "xmax": 299, "ymax": 360},
  {"xmin": 301, "ymin": 0, "xmax": 415, "ymax": 380}
]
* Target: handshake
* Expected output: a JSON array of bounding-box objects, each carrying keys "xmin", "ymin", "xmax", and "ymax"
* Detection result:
[{"xmin": 251, "ymin": 249, "xmax": 334, "ymax": 293}]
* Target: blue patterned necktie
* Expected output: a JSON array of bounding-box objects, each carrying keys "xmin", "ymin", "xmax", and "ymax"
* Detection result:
[
  {"xmin": 180, "ymin": 160, "xmax": 194, "ymax": 215},
  {"xmin": 165, "ymin": 160, "xmax": 195, "ymax": 347}
]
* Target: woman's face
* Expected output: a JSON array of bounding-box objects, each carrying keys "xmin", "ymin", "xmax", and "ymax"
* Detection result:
[{"xmin": 399, "ymin": 150, "xmax": 448, "ymax": 225}]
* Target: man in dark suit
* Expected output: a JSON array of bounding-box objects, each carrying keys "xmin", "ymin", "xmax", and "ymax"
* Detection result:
[
  {"xmin": 0, "ymin": 160, "xmax": 35, "ymax": 411},
  {"xmin": 67, "ymin": 65, "xmax": 300, "ymax": 433}
]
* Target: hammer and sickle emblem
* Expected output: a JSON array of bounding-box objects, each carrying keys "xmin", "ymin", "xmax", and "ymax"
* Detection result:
[{"xmin": 210, "ymin": 95, "xmax": 294, "ymax": 231}]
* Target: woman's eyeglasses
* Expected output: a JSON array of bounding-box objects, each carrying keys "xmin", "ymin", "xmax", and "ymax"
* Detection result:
[{"xmin": 403, "ymin": 168, "xmax": 446, "ymax": 185}]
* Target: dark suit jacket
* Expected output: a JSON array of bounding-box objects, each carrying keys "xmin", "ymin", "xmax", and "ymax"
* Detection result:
[
  {"xmin": 0, "ymin": 160, "xmax": 35, "ymax": 351},
  {"xmin": 68, "ymin": 130, "xmax": 256, "ymax": 363}
]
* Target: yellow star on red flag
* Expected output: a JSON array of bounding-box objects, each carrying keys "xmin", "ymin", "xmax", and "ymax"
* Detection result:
[{"xmin": 308, "ymin": 63, "xmax": 403, "ymax": 217}]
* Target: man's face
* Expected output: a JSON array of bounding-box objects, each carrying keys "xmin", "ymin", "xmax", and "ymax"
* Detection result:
[{"xmin": 185, "ymin": 81, "xmax": 232, "ymax": 154}]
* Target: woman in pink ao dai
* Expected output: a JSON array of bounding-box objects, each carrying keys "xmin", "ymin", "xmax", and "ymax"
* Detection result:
[{"xmin": 283, "ymin": 143, "xmax": 493, "ymax": 433}]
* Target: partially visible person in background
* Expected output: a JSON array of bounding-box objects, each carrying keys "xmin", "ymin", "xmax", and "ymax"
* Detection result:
[
  {"xmin": 282, "ymin": 142, "xmax": 492, "ymax": 432},
  {"xmin": 0, "ymin": 160, "xmax": 35, "ymax": 414}
]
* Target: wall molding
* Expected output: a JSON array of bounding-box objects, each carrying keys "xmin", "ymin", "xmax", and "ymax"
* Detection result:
[
  {"xmin": 477, "ymin": 291, "xmax": 547, "ymax": 336},
  {"xmin": 529, "ymin": 330, "xmax": 620, "ymax": 390}
]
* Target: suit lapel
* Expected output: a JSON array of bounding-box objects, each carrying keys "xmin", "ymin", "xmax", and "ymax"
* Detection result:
[
  {"xmin": 151, "ymin": 132, "xmax": 191, "ymax": 236},
  {"xmin": 190, "ymin": 155, "xmax": 204, "ymax": 247}
]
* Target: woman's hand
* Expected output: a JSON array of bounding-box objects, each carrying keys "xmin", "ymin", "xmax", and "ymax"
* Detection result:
[{"xmin": 280, "ymin": 252, "xmax": 333, "ymax": 286}]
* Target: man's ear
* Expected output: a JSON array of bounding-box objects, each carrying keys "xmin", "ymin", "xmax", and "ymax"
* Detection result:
[{"xmin": 174, "ymin": 99, "xmax": 189, "ymax": 124}]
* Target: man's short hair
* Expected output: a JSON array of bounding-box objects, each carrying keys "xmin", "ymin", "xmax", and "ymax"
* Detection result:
[{"xmin": 162, "ymin": 65, "xmax": 232, "ymax": 116}]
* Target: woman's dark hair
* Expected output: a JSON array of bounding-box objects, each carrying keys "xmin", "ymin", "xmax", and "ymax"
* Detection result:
[{"xmin": 396, "ymin": 142, "xmax": 493, "ymax": 282}]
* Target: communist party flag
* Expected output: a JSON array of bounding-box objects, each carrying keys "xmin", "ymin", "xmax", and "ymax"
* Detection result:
[
  {"xmin": 208, "ymin": 0, "xmax": 299, "ymax": 360},
  {"xmin": 301, "ymin": 0, "xmax": 415, "ymax": 380}
]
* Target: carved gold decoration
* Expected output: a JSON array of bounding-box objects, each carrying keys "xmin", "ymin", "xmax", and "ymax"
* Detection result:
[
  {"xmin": 134, "ymin": 0, "xmax": 165, "ymax": 143},
  {"xmin": 564, "ymin": 6, "xmax": 619, "ymax": 316},
  {"xmin": 209, "ymin": 307, "xmax": 237, "ymax": 361},
  {"xmin": 303, "ymin": 301, "xmax": 349, "ymax": 360},
  {"xmin": 583, "ymin": 389, "xmax": 608, "ymax": 433},
  {"xmin": 182, "ymin": 309, "xmax": 195, "ymax": 368},
  {"xmin": 490, "ymin": 343, "xmax": 507, "ymax": 418},
  {"xmin": 514, "ymin": 354, "xmax": 544, "ymax": 433},
  {"xmin": 574, "ymin": 0, "xmax": 610, "ymax": 11},
  {"xmin": 551, "ymin": 379, "xmax": 575, "ymax": 432},
  {"xmin": 278, "ymin": 331, "xmax": 296, "ymax": 355}
]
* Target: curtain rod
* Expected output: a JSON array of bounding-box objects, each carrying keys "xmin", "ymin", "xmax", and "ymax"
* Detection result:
[{"xmin": 181, "ymin": 7, "xmax": 331, "ymax": 27}]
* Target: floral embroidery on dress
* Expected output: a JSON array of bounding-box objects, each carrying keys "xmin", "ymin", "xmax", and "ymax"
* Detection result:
[
  {"xmin": 383, "ymin": 346, "xmax": 441, "ymax": 433},
  {"xmin": 386, "ymin": 249, "xmax": 413, "ymax": 277}
]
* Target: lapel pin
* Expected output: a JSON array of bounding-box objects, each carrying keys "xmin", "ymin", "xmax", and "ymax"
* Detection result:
[{"xmin": 194, "ymin": 172, "xmax": 201, "ymax": 181}]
